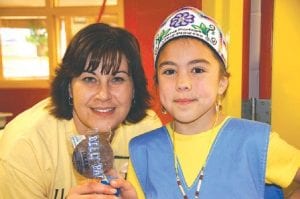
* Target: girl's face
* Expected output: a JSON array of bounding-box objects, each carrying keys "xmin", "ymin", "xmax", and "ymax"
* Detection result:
[
  {"xmin": 70, "ymin": 54, "xmax": 133, "ymax": 134},
  {"xmin": 157, "ymin": 38, "xmax": 228, "ymax": 133}
]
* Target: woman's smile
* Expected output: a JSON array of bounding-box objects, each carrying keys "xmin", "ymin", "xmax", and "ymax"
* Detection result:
[{"xmin": 91, "ymin": 107, "xmax": 115, "ymax": 113}]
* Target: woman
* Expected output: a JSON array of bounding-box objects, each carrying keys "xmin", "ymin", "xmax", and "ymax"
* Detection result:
[
  {"xmin": 0, "ymin": 23, "xmax": 161, "ymax": 198},
  {"xmin": 127, "ymin": 7, "xmax": 300, "ymax": 199}
]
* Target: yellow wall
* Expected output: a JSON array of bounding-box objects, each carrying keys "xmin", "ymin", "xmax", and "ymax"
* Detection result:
[
  {"xmin": 203, "ymin": 0, "xmax": 300, "ymax": 151},
  {"xmin": 202, "ymin": 0, "xmax": 243, "ymax": 117},
  {"xmin": 202, "ymin": 0, "xmax": 300, "ymax": 194},
  {"xmin": 272, "ymin": 0, "xmax": 300, "ymax": 149}
]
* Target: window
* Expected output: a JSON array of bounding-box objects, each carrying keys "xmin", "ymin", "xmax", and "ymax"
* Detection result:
[
  {"xmin": 0, "ymin": 18, "xmax": 49, "ymax": 79},
  {"xmin": 0, "ymin": 0, "xmax": 124, "ymax": 88}
]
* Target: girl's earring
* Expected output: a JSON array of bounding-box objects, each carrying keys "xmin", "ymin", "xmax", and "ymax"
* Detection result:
[
  {"xmin": 161, "ymin": 106, "xmax": 167, "ymax": 115},
  {"xmin": 215, "ymin": 95, "xmax": 222, "ymax": 113}
]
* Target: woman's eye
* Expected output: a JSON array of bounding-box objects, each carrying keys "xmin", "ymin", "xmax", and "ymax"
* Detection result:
[
  {"xmin": 82, "ymin": 76, "xmax": 97, "ymax": 83},
  {"xmin": 192, "ymin": 67, "xmax": 205, "ymax": 73},
  {"xmin": 111, "ymin": 76, "xmax": 125, "ymax": 83}
]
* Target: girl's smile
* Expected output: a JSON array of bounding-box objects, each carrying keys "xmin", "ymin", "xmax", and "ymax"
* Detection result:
[{"xmin": 174, "ymin": 98, "xmax": 197, "ymax": 105}]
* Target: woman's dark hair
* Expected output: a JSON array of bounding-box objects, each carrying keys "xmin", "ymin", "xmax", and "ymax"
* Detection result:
[{"xmin": 49, "ymin": 23, "xmax": 150, "ymax": 123}]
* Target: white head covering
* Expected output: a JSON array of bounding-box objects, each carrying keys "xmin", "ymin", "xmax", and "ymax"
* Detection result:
[{"xmin": 153, "ymin": 6, "xmax": 227, "ymax": 67}]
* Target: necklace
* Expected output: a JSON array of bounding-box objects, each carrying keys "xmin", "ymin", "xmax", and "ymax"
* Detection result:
[{"xmin": 172, "ymin": 113, "xmax": 219, "ymax": 199}]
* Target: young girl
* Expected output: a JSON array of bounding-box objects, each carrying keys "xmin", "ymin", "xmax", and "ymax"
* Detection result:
[{"xmin": 127, "ymin": 6, "xmax": 300, "ymax": 199}]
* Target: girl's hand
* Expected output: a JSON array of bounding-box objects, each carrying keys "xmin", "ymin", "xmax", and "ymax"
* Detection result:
[{"xmin": 110, "ymin": 178, "xmax": 138, "ymax": 199}]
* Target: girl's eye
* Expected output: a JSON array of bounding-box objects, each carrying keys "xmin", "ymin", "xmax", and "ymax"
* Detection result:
[
  {"xmin": 192, "ymin": 67, "xmax": 205, "ymax": 74},
  {"xmin": 162, "ymin": 69, "xmax": 176, "ymax": 75}
]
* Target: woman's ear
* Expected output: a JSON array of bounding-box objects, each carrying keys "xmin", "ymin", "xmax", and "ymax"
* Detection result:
[{"xmin": 218, "ymin": 76, "xmax": 229, "ymax": 95}]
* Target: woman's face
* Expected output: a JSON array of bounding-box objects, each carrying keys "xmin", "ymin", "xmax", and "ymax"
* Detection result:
[
  {"xmin": 157, "ymin": 38, "xmax": 228, "ymax": 133},
  {"xmin": 70, "ymin": 54, "xmax": 134, "ymax": 134}
]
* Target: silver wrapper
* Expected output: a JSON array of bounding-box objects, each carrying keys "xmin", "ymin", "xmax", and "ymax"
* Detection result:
[{"xmin": 72, "ymin": 133, "xmax": 114, "ymax": 179}]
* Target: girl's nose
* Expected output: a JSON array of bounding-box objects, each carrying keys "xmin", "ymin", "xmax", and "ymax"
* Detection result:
[{"xmin": 176, "ymin": 73, "xmax": 192, "ymax": 91}]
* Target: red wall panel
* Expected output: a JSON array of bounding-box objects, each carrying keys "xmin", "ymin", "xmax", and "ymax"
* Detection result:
[
  {"xmin": 259, "ymin": 0, "xmax": 273, "ymax": 99},
  {"xmin": 242, "ymin": 0, "xmax": 251, "ymax": 100},
  {"xmin": 0, "ymin": 88, "xmax": 49, "ymax": 122}
]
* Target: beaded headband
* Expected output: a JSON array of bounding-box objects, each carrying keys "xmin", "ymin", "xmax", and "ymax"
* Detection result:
[{"xmin": 153, "ymin": 6, "xmax": 228, "ymax": 67}]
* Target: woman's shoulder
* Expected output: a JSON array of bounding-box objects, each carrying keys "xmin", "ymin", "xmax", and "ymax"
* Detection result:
[
  {"xmin": 144, "ymin": 109, "xmax": 162, "ymax": 122},
  {"xmin": 0, "ymin": 98, "xmax": 73, "ymax": 159},
  {"xmin": 3, "ymin": 98, "xmax": 71, "ymax": 139},
  {"xmin": 123, "ymin": 109, "xmax": 162, "ymax": 131}
]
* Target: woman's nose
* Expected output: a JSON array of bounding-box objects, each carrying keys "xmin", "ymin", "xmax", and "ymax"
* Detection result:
[{"xmin": 95, "ymin": 82, "xmax": 112, "ymax": 101}]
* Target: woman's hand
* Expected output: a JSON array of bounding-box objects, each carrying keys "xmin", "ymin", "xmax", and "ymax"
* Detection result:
[
  {"xmin": 66, "ymin": 178, "xmax": 138, "ymax": 199},
  {"xmin": 66, "ymin": 179, "xmax": 119, "ymax": 199}
]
